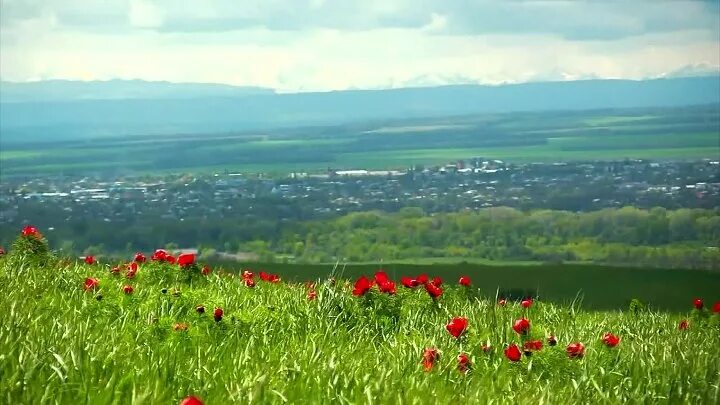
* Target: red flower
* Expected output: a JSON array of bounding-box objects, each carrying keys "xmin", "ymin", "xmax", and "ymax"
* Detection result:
[
  {"xmin": 0, "ymin": 247, "xmax": 5, "ymax": 256},
  {"xmin": 523, "ymin": 340, "xmax": 543, "ymax": 351},
  {"xmin": 512, "ymin": 318, "xmax": 530, "ymax": 335},
  {"xmin": 457, "ymin": 353, "xmax": 471, "ymax": 373},
  {"xmin": 83, "ymin": 277, "xmax": 99, "ymax": 291},
  {"xmin": 352, "ymin": 275, "xmax": 373, "ymax": 296},
  {"xmin": 126, "ymin": 262, "xmax": 138, "ymax": 279},
  {"xmin": 693, "ymin": 298, "xmax": 703, "ymax": 310},
  {"xmin": 425, "ymin": 282, "xmax": 443, "ymax": 299},
  {"xmin": 378, "ymin": 280, "xmax": 396, "ymax": 295},
  {"xmin": 196, "ymin": 305, "xmax": 205, "ymax": 314},
  {"xmin": 416, "ymin": 273, "xmax": 429, "ymax": 284},
  {"xmin": 123, "ymin": 285, "xmax": 134, "ymax": 295},
  {"xmin": 245, "ymin": 278, "xmax": 255, "ymax": 288},
  {"xmin": 177, "ymin": 253, "xmax": 195, "ymax": 267},
  {"xmin": 713, "ymin": 302, "xmax": 720, "ymax": 314},
  {"xmin": 446, "ymin": 317, "xmax": 468, "ymax": 338},
  {"xmin": 498, "ymin": 298, "xmax": 507, "ymax": 306},
  {"xmin": 602, "ymin": 332, "xmax": 620, "ymax": 347},
  {"xmin": 566, "ymin": 342, "xmax": 585, "ymax": 358},
  {"xmin": 180, "ymin": 396, "xmax": 204, "ymax": 405},
  {"xmin": 201, "ymin": 265, "xmax": 211, "ymax": 276},
  {"xmin": 242, "ymin": 270, "xmax": 254, "ymax": 280},
  {"xmin": 431, "ymin": 277, "xmax": 442, "ymax": 287},
  {"xmin": 259, "ymin": 271, "xmax": 271, "ymax": 281},
  {"xmin": 84, "ymin": 256, "xmax": 96, "ymax": 265},
  {"xmin": 547, "ymin": 335, "xmax": 558, "ymax": 346},
  {"xmin": 458, "ymin": 276, "xmax": 471, "ymax": 287},
  {"xmin": 401, "ymin": 276, "xmax": 419, "ymax": 288},
  {"xmin": 307, "ymin": 290, "xmax": 317, "ymax": 301},
  {"xmin": 214, "ymin": 307, "xmax": 223, "ymax": 322},
  {"xmin": 422, "ymin": 347, "xmax": 439, "ymax": 372},
  {"xmin": 374, "ymin": 270, "xmax": 389, "ymax": 284},
  {"xmin": 521, "ymin": 298, "xmax": 533, "ymax": 309},
  {"xmin": 679, "ymin": 319, "xmax": 689, "ymax": 330},
  {"xmin": 504, "ymin": 344, "xmax": 522, "ymax": 362},
  {"xmin": 134, "ymin": 252, "xmax": 146, "ymax": 263},
  {"xmin": 165, "ymin": 255, "xmax": 176, "ymax": 264},
  {"xmin": 151, "ymin": 249, "xmax": 167, "ymax": 261},
  {"xmin": 21, "ymin": 225, "xmax": 40, "ymax": 238}
]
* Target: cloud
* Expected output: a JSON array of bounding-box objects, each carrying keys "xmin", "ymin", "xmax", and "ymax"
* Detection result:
[{"xmin": 129, "ymin": 0, "xmax": 165, "ymax": 29}]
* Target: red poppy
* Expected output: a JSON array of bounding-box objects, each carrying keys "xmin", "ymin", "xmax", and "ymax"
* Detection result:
[
  {"xmin": 602, "ymin": 332, "xmax": 620, "ymax": 347},
  {"xmin": 401, "ymin": 276, "xmax": 419, "ymax": 288},
  {"xmin": 201, "ymin": 265, "xmax": 211, "ymax": 276},
  {"xmin": 378, "ymin": 280, "xmax": 396, "ymax": 295},
  {"xmin": 21, "ymin": 225, "xmax": 41, "ymax": 238},
  {"xmin": 566, "ymin": 342, "xmax": 585, "ymax": 358},
  {"xmin": 417, "ymin": 273, "xmax": 429, "ymax": 284},
  {"xmin": 457, "ymin": 353, "xmax": 471, "ymax": 373},
  {"xmin": 177, "ymin": 253, "xmax": 195, "ymax": 267},
  {"xmin": 123, "ymin": 285, "xmax": 134, "ymax": 295},
  {"xmin": 431, "ymin": 277, "xmax": 442, "ymax": 287},
  {"xmin": 180, "ymin": 395, "xmax": 204, "ymax": 405},
  {"xmin": 352, "ymin": 275, "xmax": 373, "ymax": 296},
  {"xmin": 512, "ymin": 318, "xmax": 530, "ymax": 335},
  {"xmin": 547, "ymin": 335, "xmax": 558, "ymax": 346},
  {"xmin": 111, "ymin": 266, "xmax": 121, "ymax": 275},
  {"xmin": 521, "ymin": 298, "xmax": 533, "ymax": 309},
  {"xmin": 693, "ymin": 298, "xmax": 703, "ymax": 310},
  {"xmin": 165, "ymin": 255, "xmax": 176, "ymax": 264},
  {"xmin": 83, "ymin": 277, "xmax": 99, "ymax": 291},
  {"xmin": 268, "ymin": 274, "xmax": 280, "ymax": 283},
  {"xmin": 679, "ymin": 319, "xmax": 689, "ymax": 330},
  {"xmin": 307, "ymin": 290, "xmax": 317, "ymax": 300},
  {"xmin": 523, "ymin": 340, "xmax": 543, "ymax": 351},
  {"xmin": 425, "ymin": 282, "xmax": 443, "ymax": 299},
  {"xmin": 151, "ymin": 249, "xmax": 167, "ymax": 261},
  {"xmin": 374, "ymin": 270, "xmax": 389, "ymax": 284},
  {"xmin": 196, "ymin": 305, "xmax": 205, "ymax": 314},
  {"xmin": 259, "ymin": 271, "xmax": 271, "ymax": 281},
  {"xmin": 214, "ymin": 307, "xmax": 223, "ymax": 322},
  {"xmin": 242, "ymin": 270, "xmax": 254, "ymax": 280},
  {"xmin": 504, "ymin": 344, "xmax": 522, "ymax": 362},
  {"xmin": 245, "ymin": 278, "xmax": 256, "ymax": 288},
  {"xmin": 458, "ymin": 276, "xmax": 471, "ymax": 287},
  {"xmin": 446, "ymin": 317, "xmax": 468, "ymax": 339},
  {"xmin": 713, "ymin": 302, "xmax": 720, "ymax": 314},
  {"xmin": 422, "ymin": 347, "xmax": 439, "ymax": 372},
  {"xmin": 134, "ymin": 252, "xmax": 146, "ymax": 263},
  {"xmin": 126, "ymin": 262, "xmax": 138, "ymax": 279},
  {"xmin": 173, "ymin": 323, "xmax": 189, "ymax": 331},
  {"xmin": 84, "ymin": 256, "xmax": 96, "ymax": 265},
  {"xmin": 498, "ymin": 298, "xmax": 507, "ymax": 306}
]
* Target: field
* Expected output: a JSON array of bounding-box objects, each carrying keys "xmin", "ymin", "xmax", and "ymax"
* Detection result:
[
  {"xmin": 1, "ymin": 105, "xmax": 718, "ymax": 177},
  {"xmin": 1, "ymin": 231, "xmax": 719, "ymax": 404}
]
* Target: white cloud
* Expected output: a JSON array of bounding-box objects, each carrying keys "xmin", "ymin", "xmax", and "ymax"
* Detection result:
[{"xmin": 128, "ymin": 0, "xmax": 165, "ymax": 28}]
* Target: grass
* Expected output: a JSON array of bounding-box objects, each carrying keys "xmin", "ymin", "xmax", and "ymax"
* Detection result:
[{"xmin": 1, "ymin": 236, "xmax": 719, "ymax": 404}]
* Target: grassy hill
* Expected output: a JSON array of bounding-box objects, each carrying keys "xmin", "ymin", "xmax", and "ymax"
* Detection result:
[{"xmin": 1, "ymin": 230, "xmax": 719, "ymax": 403}]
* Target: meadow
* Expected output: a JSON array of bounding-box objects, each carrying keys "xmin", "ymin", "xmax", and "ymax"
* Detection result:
[
  {"xmin": 1, "ymin": 105, "xmax": 718, "ymax": 177},
  {"xmin": 1, "ymin": 227, "xmax": 719, "ymax": 404}
]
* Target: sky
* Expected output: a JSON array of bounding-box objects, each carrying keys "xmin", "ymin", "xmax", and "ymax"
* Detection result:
[{"xmin": 1, "ymin": 0, "xmax": 719, "ymax": 92}]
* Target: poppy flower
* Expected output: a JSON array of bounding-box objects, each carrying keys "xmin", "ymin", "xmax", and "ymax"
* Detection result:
[
  {"xmin": 122, "ymin": 284, "xmax": 134, "ymax": 295},
  {"xmin": 566, "ymin": 342, "xmax": 585, "ymax": 358},
  {"xmin": 307, "ymin": 290, "xmax": 317, "ymax": 301},
  {"xmin": 504, "ymin": 344, "xmax": 522, "ymax": 362},
  {"xmin": 378, "ymin": 280, "xmax": 396, "ymax": 295},
  {"xmin": 446, "ymin": 317, "xmax": 468, "ymax": 339},
  {"xmin": 713, "ymin": 302, "xmax": 720, "ymax": 314},
  {"xmin": 259, "ymin": 271, "xmax": 271, "ymax": 281},
  {"xmin": 352, "ymin": 275, "xmax": 373, "ymax": 296},
  {"xmin": 111, "ymin": 266, "xmax": 121, "ymax": 275},
  {"xmin": 177, "ymin": 253, "xmax": 195, "ymax": 267},
  {"xmin": 268, "ymin": 274, "xmax": 280, "ymax": 283},
  {"xmin": 126, "ymin": 263, "xmax": 137, "ymax": 279},
  {"xmin": 521, "ymin": 298, "xmax": 533, "ymax": 309},
  {"xmin": 498, "ymin": 298, "xmax": 507, "ymax": 307},
  {"xmin": 21, "ymin": 225, "xmax": 40, "ymax": 238},
  {"xmin": 180, "ymin": 396, "xmax": 204, "ymax": 405},
  {"xmin": 165, "ymin": 255, "xmax": 176, "ymax": 264},
  {"xmin": 173, "ymin": 323, "xmax": 188, "ymax": 331},
  {"xmin": 151, "ymin": 249, "xmax": 167, "ymax": 261},
  {"xmin": 214, "ymin": 307, "xmax": 223, "ymax": 322},
  {"xmin": 196, "ymin": 305, "xmax": 205, "ymax": 314},
  {"xmin": 457, "ymin": 353, "xmax": 471, "ymax": 373},
  {"xmin": 458, "ymin": 276, "xmax": 471, "ymax": 287},
  {"xmin": 425, "ymin": 282, "xmax": 443, "ymax": 299},
  {"xmin": 83, "ymin": 277, "xmax": 99, "ymax": 291},
  {"xmin": 242, "ymin": 270, "xmax": 254, "ymax": 280},
  {"xmin": 422, "ymin": 347, "xmax": 439, "ymax": 372},
  {"xmin": 374, "ymin": 270, "xmax": 389, "ymax": 284},
  {"xmin": 245, "ymin": 278, "xmax": 256, "ymax": 288},
  {"xmin": 602, "ymin": 332, "xmax": 620, "ymax": 348},
  {"xmin": 512, "ymin": 318, "xmax": 531, "ymax": 335},
  {"xmin": 134, "ymin": 252, "xmax": 146, "ymax": 263},
  {"xmin": 524, "ymin": 340, "xmax": 543, "ymax": 352},
  {"xmin": 401, "ymin": 276, "xmax": 419, "ymax": 288},
  {"xmin": 417, "ymin": 274, "xmax": 429, "ymax": 284},
  {"xmin": 201, "ymin": 265, "xmax": 211, "ymax": 276},
  {"xmin": 679, "ymin": 319, "xmax": 689, "ymax": 330},
  {"xmin": 547, "ymin": 335, "xmax": 558, "ymax": 346},
  {"xmin": 431, "ymin": 277, "xmax": 442, "ymax": 287},
  {"xmin": 693, "ymin": 298, "xmax": 703, "ymax": 310},
  {"xmin": 84, "ymin": 256, "xmax": 96, "ymax": 265}
]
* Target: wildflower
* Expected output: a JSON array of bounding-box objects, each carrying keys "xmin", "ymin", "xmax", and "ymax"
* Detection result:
[
  {"xmin": 566, "ymin": 342, "xmax": 585, "ymax": 359},
  {"xmin": 401, "ymin": 276, "xmax": 419, "ymax": 288},
  {"xmin": 713, "ymin": 302, "xmax": 720, "ymax": 314},
  {"xmin": 679, "ymin": 319, "xmax": 689, "ymax": 330},
  {"xmin": 245, "ymin": 278, "xmax": 256, "ymax": 288},
  {"xmin": 446, "ymin": 317, "xmax": 468, "ymax": 339},
  {"xmin": 201, "ymin": 265, "xmax": 211, "ymax": 276},
  {"xmin": 126, "ymin": 263, "xmax": 137, "ymax": 279},
  {"xmin": 173, "ymin": 323, "xmax": 188, "ymax": 331},
  {"xmin": 693, "ymin": 298, "xmax": 703, "ymax": 310},
  {"xmin": 165, "ymin": 255, "xmax": 176, "ymax": 264},
  {"xmin": 177, "ymin": 253, "xmax": 195, "ymax": 267},
  {"xmin": 458, "ymin": 276, "xmax": 471, "ymax": 287},
  {"xmin": 196, "ymin": 305, "xmax": 205, "ymax": 314},
  {"xmin": 431, "ymin": 277, "xmax": 442, "ymax": 287},
  {"xmin": 422, "ymin": 347, "xmax": 439, "ymax": 372},
  {"xmin": 523, "ymin": 340, "xmax": 543, "ymax": 352},
  {"xmin": 134, "ymin": 252, "xmax": 146, "ymax": 263},
  {"xmin": 21, "ymin": 225, "xmax": 40, "ymax": 238},
  {"xmin": 84, "ymin": 256, "xmax": 96, "ymax": 265},
  {"xmin": 83, "ymin": 278, "xmax": 99, "ymax": 291},
  {"xmin": 512, "ymin": 318, "xmax": 531, "ymax": 335},
  {"xmin": 242, "ymin": 270, "xmax": 254, "ymax": 280},
  {"xmin": 123, "ymin": 285, "xmax": 134, "ymax": 295},
  {"xmin": 498, "ymin": 298, "xmax": 507, "ymax": 306},
  {"xmin": 180, "ymin": 396, "xmax": 204, "ymax": 405},
  {"xmin": 547, "ymin": 335, "xmax": 558, "ymax": 346},
  {"xmin": 111, "ymin": 266, "xmax": 121, "ymax": 275},
  {"xmin": 214, "ymin": 307, "xmax": 223, "ymax": 322},
  {"xmin": 378, "ymin": 280, "xmax": 396, "ymax": 295},
  {"xmin": 352, "ymin": 275, "xmax": 373, "ymax": 296},
  {"xmin": 457, "ymin": 353, "xmax": 471, "ymax": 373},
  {"xmin": 259, "ymin": 271, "xmax": 280, "ymax": 283},
  {"xmin": 504, "ymin": 344, "xmax": 522, "ymax": 362},
  {"xmin": 307, "ymin": 290, "xmax": 317, "ymax": 301},
  {"xmin": 521, "ymin": 298, "xmax": 533, "ymax": 309},
  {"xmin": 425, "ymin": 282, "xmax": 443, "ymax": 299},
  {"xmin": 417, "ymin": 274, "xmax": 429, "ymax": 284},
  {"xmin": 151, "ymin": 249, "xmax": 167, "ymax": 261},
  {"xmin": 602, "ymin": 332, "xmax": 620, "ymax": 348},
  {"xmin": 374, "ymin": 270, "xmax": 389, "ymax": 284}
]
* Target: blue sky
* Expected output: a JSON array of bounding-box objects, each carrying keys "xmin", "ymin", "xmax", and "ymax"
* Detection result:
[{"xmin": 1, "ymin": 0, "xmax": 718, "ymax": 92}]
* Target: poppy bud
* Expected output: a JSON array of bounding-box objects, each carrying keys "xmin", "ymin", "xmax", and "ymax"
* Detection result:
[
  {"xmin": 693, "ymin": 298, "xmax": 703, "ymax": 310},
  {"xmin": 214, "ymin": 307, "xmax": 223, "ymax": 322},
  {"xmin": 458, "ymin": 276, "xmax": 471, "ymax": 287},
  {"xmin": 521, "ymin": 298, "xmax": 533, "ymax": 309},
  {"xmin": 123, "ymin": 285, "xmax": 134, "ymax": 295}
]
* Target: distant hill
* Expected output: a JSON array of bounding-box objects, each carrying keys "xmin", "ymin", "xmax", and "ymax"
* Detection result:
[{"xmin": 1, "ymin": 76, "xmax": 718, "ymax": 143}]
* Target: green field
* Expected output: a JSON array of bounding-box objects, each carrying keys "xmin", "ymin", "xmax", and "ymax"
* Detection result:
[
  {"xmin": 2, "ymin": 235, "xmax": 719, "ymax": 403},
  {"xmin": 2, "ymin": 106, "xmax": 718, "ymax": 177}
]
